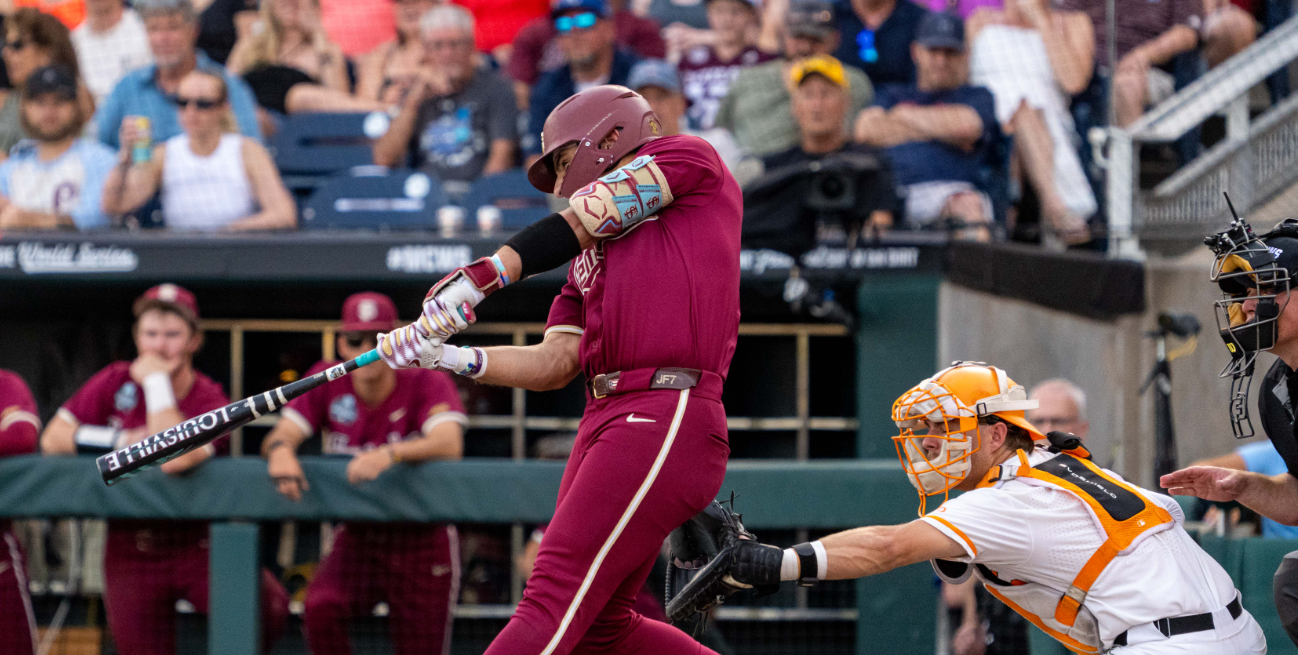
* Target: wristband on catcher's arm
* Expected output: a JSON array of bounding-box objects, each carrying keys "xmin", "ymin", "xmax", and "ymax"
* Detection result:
[
  {"xmin": 503, "ymin": 213, "xmax": 584, "ymax": 279},
  {"xmin": 782, "ymin": 541, "xmax": 827, "ymax": 587}
]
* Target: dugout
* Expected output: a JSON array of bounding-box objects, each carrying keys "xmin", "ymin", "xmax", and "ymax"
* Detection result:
[{"xmin": 6, "ymin": 231, "xmax": 1276, "ymax": 655}]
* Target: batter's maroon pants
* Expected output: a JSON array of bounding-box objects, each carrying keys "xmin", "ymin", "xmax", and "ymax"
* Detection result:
[
  {"xmin": 0, "ymin": 523, "xmax": 36, "ymax": 655},
  {"xmin": 304, "ymin": 523, "xmax": 460, "ymax": 655},
  {"xmin": 103, "ymin": 522, "xmax": 289, "ymax": 655},
  {"xmin": 486, "ymin": 373, "xmax": 730, "ymax": 655}
]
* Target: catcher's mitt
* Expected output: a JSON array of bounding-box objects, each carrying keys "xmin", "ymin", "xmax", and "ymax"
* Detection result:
[{"xmin": 664, "ymin": 499, "xmax": 784, "ymax": 624}]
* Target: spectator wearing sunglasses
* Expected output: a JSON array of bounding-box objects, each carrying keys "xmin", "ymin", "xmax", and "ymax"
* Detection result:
[
  {"xmin": 0, "ymin": 66, "xmax": 116, "ymax": 230},
  {"xmin": 853, "ymin": 12, "xmax": 1000, "ymax": 239},
  {"xmin": 717, "ymin": 0, "xmax": 874, "ymax": 157},
  {"xmin": 373, "ymin": 6, "xmax": 519, "ymax": 194},
  {"xmin": 508, "ymin": 0, "xmax": 663, "ymax": 109},
  {"xmin": 102, "ymin": 70, "xmax": 295, "ymax": 231},
  {"xmin": 96, "ymin": 0, "xmax": 261, "ymax": 151},
  {"xmin": 523, "ymin": 0, "xmax": 643, "ymax": 162},
  {"xmin": 676, "ymin": 0, "xmax": 774, "ymax": 130},
  {"xmin": 833, "ymin": 0, "xmax": 928, "ymax": 87}
]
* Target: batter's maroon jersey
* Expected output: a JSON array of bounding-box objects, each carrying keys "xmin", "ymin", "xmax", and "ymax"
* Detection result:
[
  {"xmin": 678, "ymin": 45, "xmax": 776, "ymax": 130},
  {"xmin": 545, "ymin": 134, "xmax": 742, "ymax": 380},
  {"xmin": 58, "ymin": 361, "xmax": 230, "ymax": 449},
  {"xmin": 0, "ymin": 369, "xmax": 39, "ymax": 458},
  {"xmin": 282, "ymin": 362, "xmax": 467, "ymax": 454}
]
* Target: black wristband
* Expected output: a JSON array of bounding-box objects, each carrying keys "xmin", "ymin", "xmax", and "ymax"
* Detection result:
[
  {"xmin": 503, "ymin": 213, "xmax": 583, "ymax": 279},
  {"xmin": 792, "ymin": 542, "xmax": 819, "ymax": 588}
]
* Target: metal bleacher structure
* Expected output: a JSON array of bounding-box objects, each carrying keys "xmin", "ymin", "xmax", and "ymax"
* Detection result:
[{"xmin": 1103, "ymin": 14, "xmax": 1298, "ymax": 257}]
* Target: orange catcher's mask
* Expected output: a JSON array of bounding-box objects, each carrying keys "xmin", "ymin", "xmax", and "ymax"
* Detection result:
[{"xmin": 891, "ymin": 362, "xmax": 1045, "ymax": 515}]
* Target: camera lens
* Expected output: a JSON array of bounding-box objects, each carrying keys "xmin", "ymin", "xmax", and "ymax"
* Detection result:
[{"xmin": 819, "ymin": 175, "xmax": 846, "ymax": 198}]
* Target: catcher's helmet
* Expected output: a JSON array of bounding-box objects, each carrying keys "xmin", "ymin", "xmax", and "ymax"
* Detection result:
[
  {"xmin": 526, "ymin": 85, "xmax": 663, "ymax": 198},
  {"xmin": 892, "ymin": 362, "xmax": 1043, "ymax": 514}
]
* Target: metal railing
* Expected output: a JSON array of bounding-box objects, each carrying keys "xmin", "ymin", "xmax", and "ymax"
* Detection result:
[{"xmin": 1103, "ymin": 14, "xmax": 1298, "ymax": 255}]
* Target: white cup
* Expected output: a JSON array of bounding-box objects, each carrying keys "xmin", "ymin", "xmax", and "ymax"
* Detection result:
[
  {"xmin": 437, "ymin": 206, "xmax": 465, "ymax": 238},
  {"xmin": 477, "ymin": 206, "xmax": 503, "ymax": 235}
]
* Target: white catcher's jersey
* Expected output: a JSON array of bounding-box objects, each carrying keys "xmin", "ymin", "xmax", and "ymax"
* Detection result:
[{"xmin": 922, "ymin": 449, "xmax": 1243, "ymax": 650}]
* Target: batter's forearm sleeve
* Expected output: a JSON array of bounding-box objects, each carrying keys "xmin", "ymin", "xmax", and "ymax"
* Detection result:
[
  {"xmin": 504, "ymin": 213, "xmax": 584, "ymax": 278},
  {"xmin": 568, "ymin": 154, "xmax": 674, "ymax": 237}
]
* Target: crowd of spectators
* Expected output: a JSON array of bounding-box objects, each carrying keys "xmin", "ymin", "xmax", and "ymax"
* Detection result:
[{"xmin": 0, "ymin": 0, "xmax": 1276, "ymax": 244}]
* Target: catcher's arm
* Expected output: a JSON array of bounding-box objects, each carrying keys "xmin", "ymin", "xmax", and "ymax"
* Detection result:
[{"xmin": 817, "ymin": 521, "xmax": 967, "ymax": 579}]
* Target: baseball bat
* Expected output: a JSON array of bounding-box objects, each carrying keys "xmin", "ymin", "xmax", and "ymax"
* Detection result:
[{"xmin": 96, "ymin": 349, "xmax": 382, "ymax": 486}]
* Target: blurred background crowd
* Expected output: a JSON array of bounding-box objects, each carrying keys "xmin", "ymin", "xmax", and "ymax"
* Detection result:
[{"xmin": 0, "ymin": 0, "xmax": 1276, "ymax": 248}]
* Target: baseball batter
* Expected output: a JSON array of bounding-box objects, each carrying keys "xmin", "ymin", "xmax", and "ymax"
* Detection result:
[
  {"xmin": 707, "ymin": 363, "xmax": 1264, "ymax": 654},
  {"xmin": 0, "ymin": 369, "xmax": 40, "ymax": 655},
  {"xmin": 261, "ymin": 292, "xmax": 466, "ymax": 655},
  {"xmin": 376, "ymin": 84, "xmax": 741, "ymax": 655},
  {"xmin": 40, "ymin": 284, "xmax": 289, "ymax": 655}
]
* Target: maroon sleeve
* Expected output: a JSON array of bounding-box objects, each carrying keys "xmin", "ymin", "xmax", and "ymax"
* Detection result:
[
  {"xmin": 616, "ymin": 12, "xmax": 665, "ymax": 59},
  {"xmin": 0, "ymin": 370, "xmax": 39, "ymax": 457},
  {"xmin": 640, "ymin": 135, "xmax": 724, "ymax": 202},
  {"xmin": 545, "ymin": 273, "xmax": 585, "ymax": 337},
  {"xmin": 507, "ymin": 18, "xmax": 551, "ymax": 84},
  {"xmin": 283, "ymin": 361, "xmax": 334, "ymax": 434},
  {"xmin": 414, "ymin": 370, "xmax": 467, "ymax": 433},
  {"xmin": 59, "ymin": 362, "xmax": 127, "ymax": 427}
]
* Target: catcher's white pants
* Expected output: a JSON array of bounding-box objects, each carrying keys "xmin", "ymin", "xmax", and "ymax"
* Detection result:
[{"xmin": 1109, "ymin": 608, "xmax": 1266, "ymax": 654}]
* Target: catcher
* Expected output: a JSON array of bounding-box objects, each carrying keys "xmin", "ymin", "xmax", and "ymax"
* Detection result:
[{"xmin": 671, "ymin": 362, "xmax": 1265, "ymax": 654}]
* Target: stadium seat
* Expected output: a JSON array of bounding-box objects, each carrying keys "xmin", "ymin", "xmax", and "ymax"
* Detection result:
[
  {"xmin": 460, "ymin": 169, "xmax": 553, "ymax": 229},
  {"xmin": 269, "ymin": 112, "xmax": 394, "ymax": 191},
  {"xmin": 301, "ymin": 169, "xmax": 445, "ymax": 229}
]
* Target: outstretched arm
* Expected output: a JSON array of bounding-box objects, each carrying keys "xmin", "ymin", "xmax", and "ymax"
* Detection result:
[
  {"xmin": 815, "ymin": 520, "xmax": 968, "ymax": 580},
  {"xmin": 1162, "ymin": 467, "xmax": 1298, "ymax": 525}
]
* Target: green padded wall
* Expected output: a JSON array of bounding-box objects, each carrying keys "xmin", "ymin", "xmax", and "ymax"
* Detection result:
[{"xmin": 856, "ymin": 275, "xmax": 941, "ymax": 458}]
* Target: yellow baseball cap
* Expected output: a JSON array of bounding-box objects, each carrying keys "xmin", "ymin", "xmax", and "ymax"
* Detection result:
[{"xmin": 790, "ymin": 55, "xmax": 849, "ymax": 91}]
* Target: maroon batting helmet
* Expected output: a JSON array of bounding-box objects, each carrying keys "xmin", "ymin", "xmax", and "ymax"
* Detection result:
[{"xmin": 527, "ymin": 85, "xmax": 663, "ymax": 198}]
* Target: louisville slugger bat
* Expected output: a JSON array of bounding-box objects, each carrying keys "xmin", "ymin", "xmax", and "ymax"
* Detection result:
[{"xmin": 96, "ymin": 349, "xmax": 382, "ymax": 485}]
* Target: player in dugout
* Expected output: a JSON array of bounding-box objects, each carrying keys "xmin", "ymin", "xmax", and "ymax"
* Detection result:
[
  {"xmin": 375, "ymin": 83, "xmax": 741, "ymax": 655},
  {"xmin": 684, "ymin": 362, "xmax": 1265, "ymax": 654},
  {"xmin": 40, "ymin": 283, "xmax": 289, "ymax": 655},
  {"xmin": 0, "ymin": 368, "xmax": 41, "ymax": 654},
  {"xmin": 261, "ymin": 291, "xmax": 466, "ymax": 655}
]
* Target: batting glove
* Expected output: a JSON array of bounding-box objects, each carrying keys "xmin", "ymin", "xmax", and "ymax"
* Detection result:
[
  {"xmin": 415, "ymin": 257, "xmax": 510, "ymax": 340},
  {"xmin": 377, "ymin": 324, "xmax": 443, "ymax": 369}
]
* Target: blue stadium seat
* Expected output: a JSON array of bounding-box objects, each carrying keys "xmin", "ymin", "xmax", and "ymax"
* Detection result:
[
  {"xmin": 301, "ymin": 169, "xmax": 444, "ymax": 229},
  {"xmin": 461, "ymin": 169, "xmax": 552, "ymax": 229},
  {"xmin": 269, "ymin": 112, "xmax": 393, "ymax": 190}
]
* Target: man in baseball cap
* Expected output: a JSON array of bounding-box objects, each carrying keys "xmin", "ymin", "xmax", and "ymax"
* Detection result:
[
  {"xmin": 263, "ymin": 290, "xmax": 466, "ymax": 653},
  {"xmin": 0, "ymin": 65, "xmax": 116, "ymax": 230},
  {"xmin": 854, "ymin": 11, "xmax": 1001, "ymax": 239},
  {"xmin": 714, "ymin": 0, "xmax": 874, "ymax": 157},
  {"xmin": 42, "ymin": 282, "xmax": 291, "ymax": 652}
]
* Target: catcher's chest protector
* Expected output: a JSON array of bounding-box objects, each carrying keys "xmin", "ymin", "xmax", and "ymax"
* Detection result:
[{"xmin": 935, "ymin": 451, "xmax": 1175, "ymax": 654}]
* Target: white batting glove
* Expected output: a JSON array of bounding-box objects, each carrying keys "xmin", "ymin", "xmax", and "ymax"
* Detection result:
[
  {"xmin": 377, "ymin": 324, "xmax": 443, "ymax": 369},
  {"xmin": 414, "ymin": 287, "xmax": 479, "ymax": 340}
]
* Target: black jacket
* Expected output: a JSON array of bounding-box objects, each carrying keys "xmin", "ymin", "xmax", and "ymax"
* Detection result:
[{"xmin": 1257, "ymin": 358, "xmax": 1298, "ymax": 474}]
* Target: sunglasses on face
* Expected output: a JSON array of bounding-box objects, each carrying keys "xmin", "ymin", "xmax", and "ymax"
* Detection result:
[
  {"xmin": 555, "ymin": 12, "xmax": 599, "ymax": 33},
  {"xmin": 4, "ymin": 39, "xmax": 26, "ymax": 52},
  {"xmin": 343, "ymin": 332, "xmax": 378, "ymax": 348},
  {"xmin": 856, "ymin": 29, "xmax": 878, "ymax": 64},
  {"xmin": 171, "ymin": 95, "xmax": 221, "ymax": 110}
]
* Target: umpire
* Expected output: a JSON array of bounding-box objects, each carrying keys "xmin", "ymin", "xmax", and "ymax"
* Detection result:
[{"xmin": 1162, "ymin": 218, "xmax": 1298, "ymax": 647}]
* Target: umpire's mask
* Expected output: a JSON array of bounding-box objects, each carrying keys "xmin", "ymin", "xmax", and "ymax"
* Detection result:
[{"xmin": 1206, "ymin": 218, "xmax": 1298, "ymax": 437}]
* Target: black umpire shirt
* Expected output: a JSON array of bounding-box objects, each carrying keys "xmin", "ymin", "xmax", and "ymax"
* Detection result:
[{"xmin": 1257, "ymin": 359, "xmax": 1298, "ymax": 474}]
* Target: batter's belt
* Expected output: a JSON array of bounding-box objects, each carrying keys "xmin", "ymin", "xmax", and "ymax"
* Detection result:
[{"xmin": 587, "ymin": 367, "xmax": 724, "ymax": 402}]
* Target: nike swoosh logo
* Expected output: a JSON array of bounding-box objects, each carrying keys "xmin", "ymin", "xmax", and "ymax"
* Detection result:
[{"xmin": 627, "ymin": 414, "xmax": 656, "ymax": 423}]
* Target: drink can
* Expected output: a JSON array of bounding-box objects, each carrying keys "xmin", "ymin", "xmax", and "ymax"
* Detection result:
[
  {"xmin": 476, "ymin": 205, "xmax": 502, "ymax": 235},
  {"xmin": 437, "ymin": 205, "xmax": 465, "ymax": 237},
  {"xmin": 131, "ymin": 116, "xmax": 152, "ymax": 165}
]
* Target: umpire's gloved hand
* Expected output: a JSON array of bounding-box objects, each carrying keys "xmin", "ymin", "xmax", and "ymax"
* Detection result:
[{"xmin": 377, "ymin": 325, "xmax": 443, "ymax": 369}]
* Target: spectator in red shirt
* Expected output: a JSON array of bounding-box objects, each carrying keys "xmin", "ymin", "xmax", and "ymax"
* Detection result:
[
  {"xmin": 318, "ymin": 0, "xmax": 395, "ymax": 58},
  {"xmin": 40, "ymin": 284, "xmax": 290, "ymax": 655},
  {"xmin": 0, "ymin": 370, "xmax": 40, "ymax": 655},
  {"xmin": 677, "ymin": 0, "xmax": 775, "ymax": 130},
  {"xmin": 508, "ymin": 0, "xmax": 664, "ymax": 108}
]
